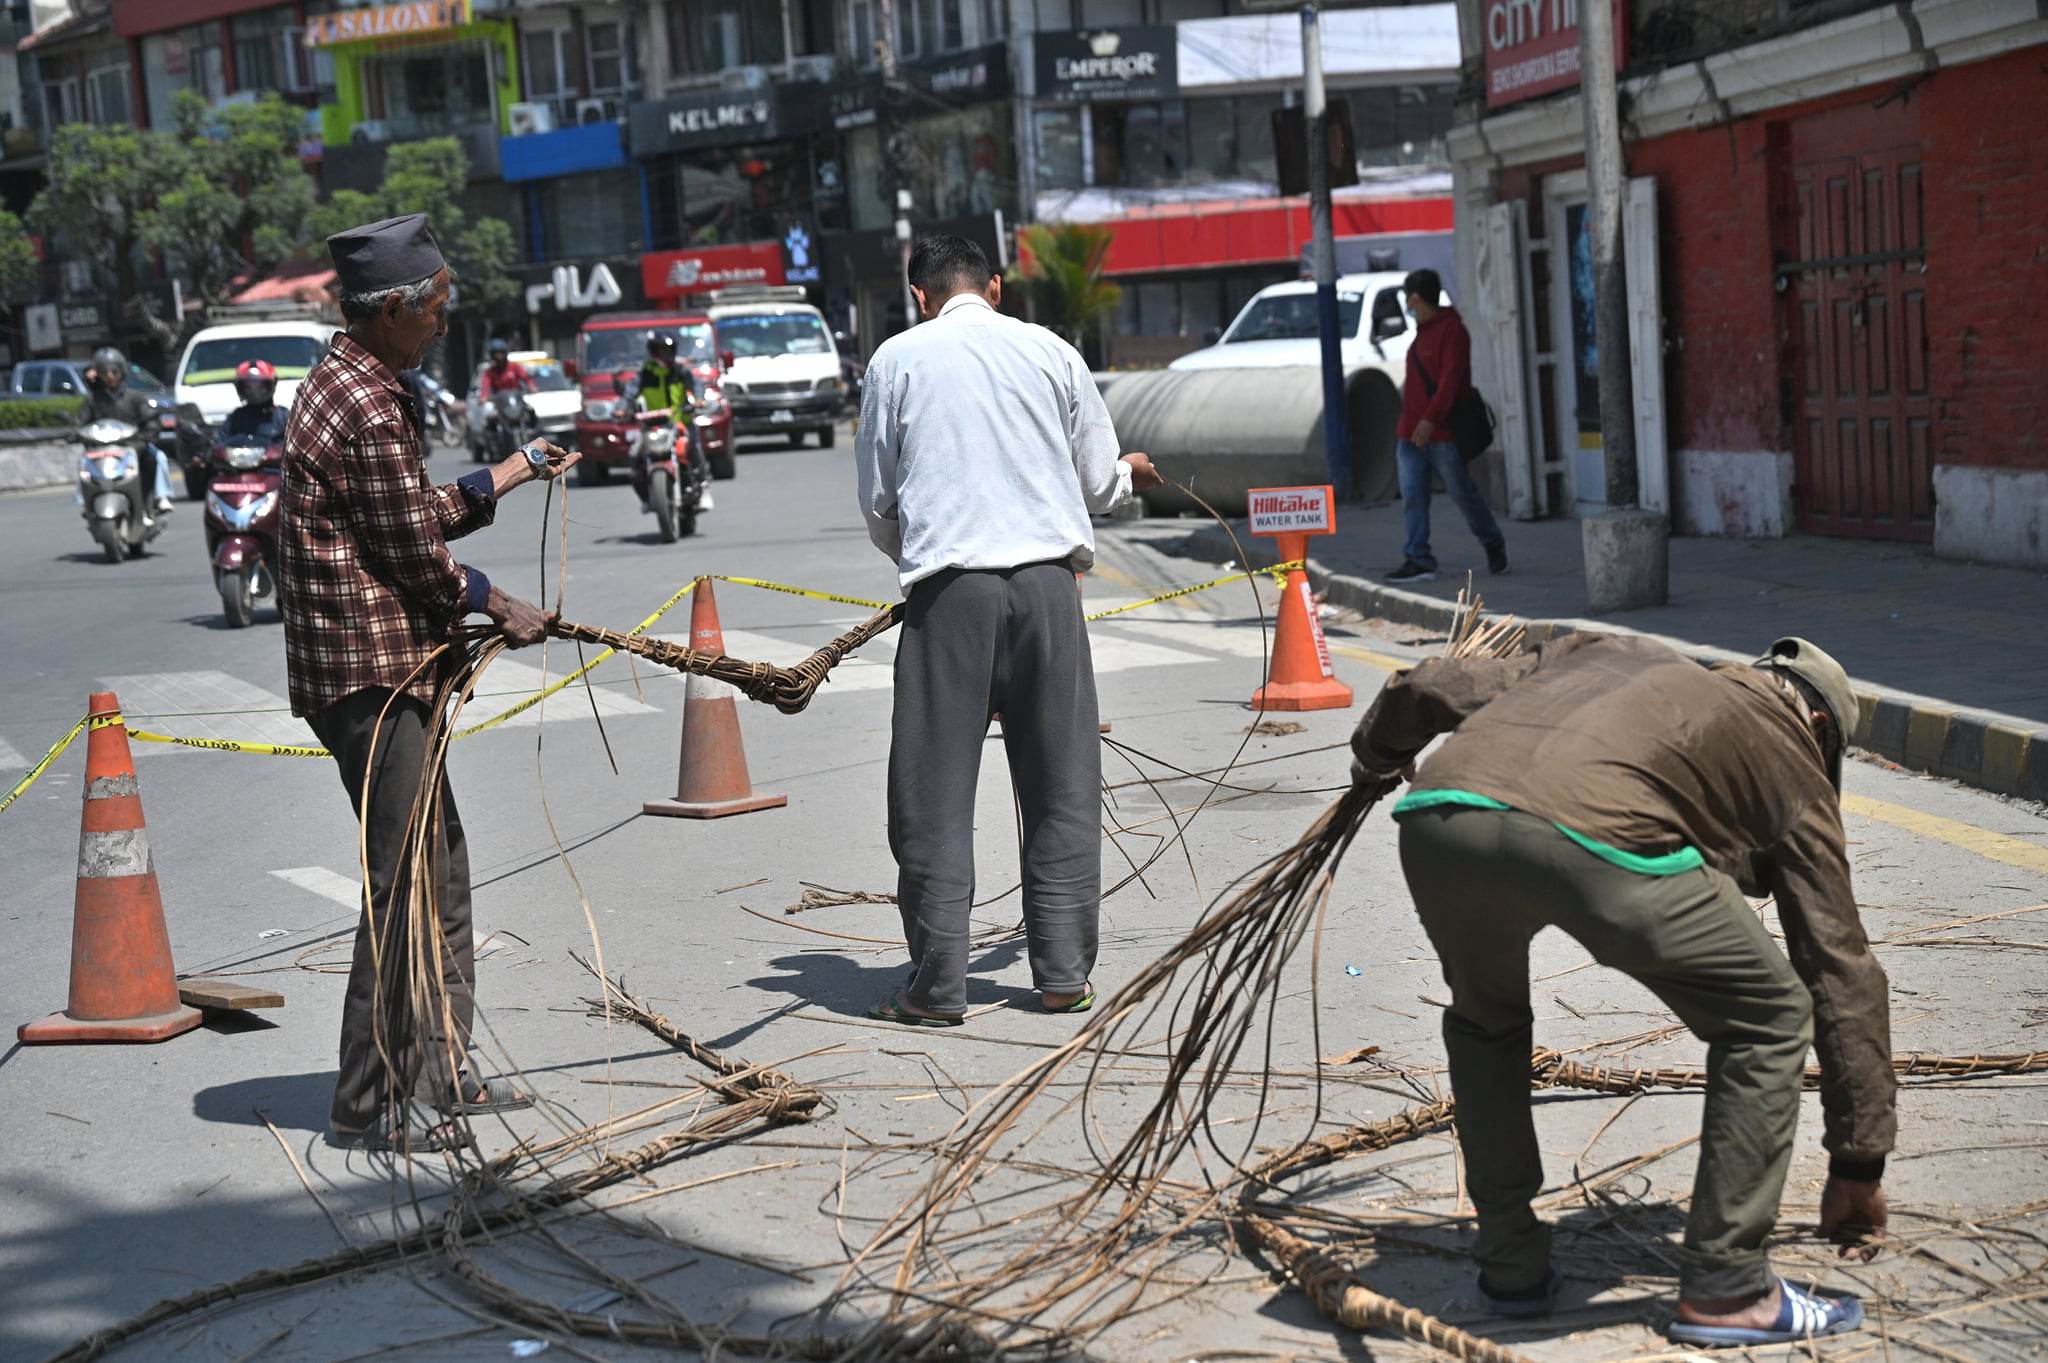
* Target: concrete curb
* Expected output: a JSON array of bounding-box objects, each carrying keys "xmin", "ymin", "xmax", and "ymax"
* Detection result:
[
  {"xmin": 0, "ymin": 443, "xmax": 76, "ymax": 494},
  {"xmin": 1162, "ymin": 524, "xmax": 2048, "ymax": 804}
]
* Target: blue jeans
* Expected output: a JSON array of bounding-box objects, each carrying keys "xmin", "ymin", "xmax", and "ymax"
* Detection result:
[{"xmin": 1399, "ymin": 439, "xmax": 1503, "ymax": 572}]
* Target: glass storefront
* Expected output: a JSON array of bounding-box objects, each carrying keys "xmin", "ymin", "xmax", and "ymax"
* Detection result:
[
  {"xmin": 532, "ymin": 168, "xmax": 642, "ymax": 259},
  {"xmin": 362, "ymin": 41, "xmax": 496, "ymax": 139}
]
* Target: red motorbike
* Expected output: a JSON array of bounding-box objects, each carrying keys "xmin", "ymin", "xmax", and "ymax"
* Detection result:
[{"xmin": 203, "ymin": 433, "xmax": 284, "ymax": 628}]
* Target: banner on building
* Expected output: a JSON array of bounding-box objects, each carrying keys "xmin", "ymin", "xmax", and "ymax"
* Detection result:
[
  {"xmin": 642, "ymin": 243, "xmax": 786, "ymax": 301},
  {"xmin": 1483, "ymin": 0, "xmax": 1627, "ymax": 108},
  {"xmin": 630, "ymin": 90, "xmax": 779, "ymax": 156},
  {"xmin": 303, "ymin": 0, "xmax": 471, "ymax": 47},
  {"xmin": 1035, "ymin": 28, "xmax": 1177, "ymax": 103},
  {"xmin": 24, "ymin": 303, "xmax": 59, "ymax": 354}
]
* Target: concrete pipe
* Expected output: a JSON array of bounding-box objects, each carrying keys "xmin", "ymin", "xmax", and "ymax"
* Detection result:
[{"xmin": 1098, "ymin": 366, "xmax": 1402, "ymax": 516}]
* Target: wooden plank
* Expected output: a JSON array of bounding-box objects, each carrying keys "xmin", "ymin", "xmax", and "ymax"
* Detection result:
[{"xmin": 178, "ymin": 979, "xmax": 285, "ymax": 1011}]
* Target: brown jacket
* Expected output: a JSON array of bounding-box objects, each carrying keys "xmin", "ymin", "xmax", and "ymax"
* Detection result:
[{"xmin": 1355, "ymin": 633, "xmax": 1895, "ymax": 1166}]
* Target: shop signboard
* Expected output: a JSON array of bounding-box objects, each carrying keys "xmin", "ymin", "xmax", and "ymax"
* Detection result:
[
  {"xmin": 912, "ymin": 43, "xmax": 1009, "ymax": 102},
  {"xmin": 629, "ymin": 90, "xmax": 779, "ymax": 156},
  {"xmin": 782, "ymin": 222, "xmax": 821, "ymax": 286},
  {"xmin": 1035, "ymin": 28, "xmax": 1176, "ymax": 103},
  {"xmin": 806, "ymin": 43, "xmax": 1009, "ymax": 135},
  {"xmin": 1482, "ymin": 0, "xmax": 1627, "ymax": 109},
  {"xmin": 59, "ymin": 301, "xmax": 106, "ymax": 333},
  {"xmin": 303, "ymin": 0, "xmax": 471, "ymax": 47},
  {"xmin": 641, "ymin": 243, "xmax": 786, "ymax": 301},
  {"xmin": 525, "ymin": 262, "xmax": 625, "ymax": 315},
  {"xmin": 24, "ymin": 304, "xmax": 60, "ymax": 354}
]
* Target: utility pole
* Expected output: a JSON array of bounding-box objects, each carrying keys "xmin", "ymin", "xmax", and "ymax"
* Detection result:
[
  {"xmin": 1576, "ymin": 0, "xmax": 1667, "ymax": 611},
  {"xmin": 1579, "ymin": 0, "xmax": 1635, "ymax": 509},
  {"xmin": 876, "ymin": 0, "xmax": 916, "ymax": 330},
  {"xmin": 1301, "ymin": 5, "xmax": 1352, "ymax": 499}
]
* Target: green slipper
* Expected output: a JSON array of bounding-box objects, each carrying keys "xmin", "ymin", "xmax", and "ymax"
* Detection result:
[
  {"xmin": 1041, "ymin": 988, "xmax": 1095, "ymax": 1014},
  {"xmin": 867, "ymin": 993, "xmax": 966, "ymax": 1028}
]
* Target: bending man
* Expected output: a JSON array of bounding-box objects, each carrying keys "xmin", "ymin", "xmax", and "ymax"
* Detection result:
[{"xmin": 1352, "ymin": 633, "xmax": 1892, "ymax": 1345}]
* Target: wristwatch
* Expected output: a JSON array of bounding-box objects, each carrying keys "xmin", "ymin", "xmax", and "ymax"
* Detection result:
[{"xmin": 520, "ymin": 440, "xmax": 550, "ymax": 475}]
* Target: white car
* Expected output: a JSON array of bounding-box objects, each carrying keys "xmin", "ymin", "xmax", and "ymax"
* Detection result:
[
  {"xmin": 464, "ymin": 351, "xmax": 580, "ymax": 442},
  {"xmin": 174, "ymin": 321, "xmax": 332, "ymax": 428},
  {"xmin": 1168, "ymin": 271, "xmax": 1425, "ymax": 388},
  {"xmin": 706, "ymin": 287, "xmax": 843, "ymax": 449}
]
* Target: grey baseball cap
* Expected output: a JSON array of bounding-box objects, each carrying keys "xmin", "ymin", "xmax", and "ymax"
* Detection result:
[{"xmin": 1755, "ymin": 636, "xmax": 1858, "ymax": 789}]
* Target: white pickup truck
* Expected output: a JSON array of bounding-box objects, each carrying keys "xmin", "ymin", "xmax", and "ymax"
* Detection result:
[{"xmin": 1168, "ymin": 270, "xmax": 1424, "ymax": 391}]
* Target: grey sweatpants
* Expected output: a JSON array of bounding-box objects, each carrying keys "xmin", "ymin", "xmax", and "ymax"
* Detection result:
[
  {"xmin": 889, "ymin": 562, "xmax": 1100, "ymax": 1016},
  {"xmin": 1398, "ymin": 805, "xmax": 1814, "ymax": 1302}
]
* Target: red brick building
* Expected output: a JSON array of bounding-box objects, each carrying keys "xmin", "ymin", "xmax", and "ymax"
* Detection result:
[{"xmin": 1447, "ymin": 0, "xmax": 2046, "ymax": 566}]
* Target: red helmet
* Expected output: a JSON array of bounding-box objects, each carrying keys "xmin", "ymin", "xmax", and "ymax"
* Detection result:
[{"xmin": 234, "ymin": 359, "xmax": 277, "ymax": 407}]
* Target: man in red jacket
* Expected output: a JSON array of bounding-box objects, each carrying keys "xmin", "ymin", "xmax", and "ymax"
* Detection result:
[{"xmin": 1387, "ymin": 269, "xmax": 1506, "ymax": 583}]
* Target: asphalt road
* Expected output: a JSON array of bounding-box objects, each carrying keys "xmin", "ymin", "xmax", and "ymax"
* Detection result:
[{"xmin": 1, "ymin": 428, "xmax": 2044, "ymax": 1363}]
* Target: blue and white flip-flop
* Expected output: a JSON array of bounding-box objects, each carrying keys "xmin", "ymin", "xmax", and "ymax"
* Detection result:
[
  {"xmin": 1666, "ymin": 1278, "xmax": 1865, "ymax": 1346},
  {"xmin": 1478, "ymin": 1266, "xmax": 1562, "ymax": 1318}
]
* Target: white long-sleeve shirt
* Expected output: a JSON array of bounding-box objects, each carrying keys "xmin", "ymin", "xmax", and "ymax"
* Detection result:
[{"xmin": 854, "ymin": 292, "xmax": 1133, "ymax": 588}]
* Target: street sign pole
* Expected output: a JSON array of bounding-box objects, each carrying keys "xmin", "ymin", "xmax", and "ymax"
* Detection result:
[{"xmin": 1301, "ymin": 5, "xmax": 1352, "ymax": 499}]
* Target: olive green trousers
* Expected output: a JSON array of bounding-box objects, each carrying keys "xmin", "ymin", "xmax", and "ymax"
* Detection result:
[{"xmin": 1397, "ymin": 805, "xmax": 1814, "ymax": 1301}]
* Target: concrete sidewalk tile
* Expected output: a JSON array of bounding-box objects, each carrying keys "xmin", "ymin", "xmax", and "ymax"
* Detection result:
[
  {"xmin": 1978, "ymin": 725, "xmax": 2032, "ymax": 798},
  {"xmin": 1905, "ymin": 707, "xmax": 1954, "ymax": 771}
]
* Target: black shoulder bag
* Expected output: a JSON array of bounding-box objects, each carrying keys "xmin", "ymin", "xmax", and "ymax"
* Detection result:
[{"xmin": 1409, "ymin": 351, "xmax": 1497, "ymax": 463}]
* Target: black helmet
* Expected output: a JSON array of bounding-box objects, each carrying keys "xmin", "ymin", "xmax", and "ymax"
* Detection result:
[
  {"xmin": 91, "ymin": 346, "xmax": 128, "ymax": 389},
  {"xmin": 647, "ymin": 333, "xmax": 677, "ymax": 360},
  {"xmin": 487, "ymin": 337, "xmax": 511, "ymax": 361}
]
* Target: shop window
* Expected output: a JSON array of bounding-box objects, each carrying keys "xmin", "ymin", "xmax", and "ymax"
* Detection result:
[
  {"xmin": 647, "ymin": 158, "xmax": 683, "ymax": 251},
  {"xmin": 1233, "ymin": 93, "xmax": 1281, "ymax": 184},
  {"xmin": 230, "ymin": 8, "xmax": 296, "ymax": 95},
  {"xmin": 901, "ymin": 103, "xmax": 1007, "ymax": 219},
  {"xmin": 1029, "ymin": 0, "xmax": 1075, "ymax": 29},
  {"xmin": 586, "ymin": 19, "xmax": 639, "ymax": 94},
  {"xmin": 1081, "ymin": 0, "xmax": 1144, "ymax": 24},
  {"xmin": 679, "ymin": 146, "xmax": 809, "ymax": 245},
  {"xmin": 364, "ymin": 42, "xmax": 495, "ymax": 138},
  {"xmin": 845, "ymin": 127, "xmax": 890, "ymax": 231},
  {"xmin": 43, "ymin": 77, "xmax": 81, "ymax": 130},
  {"xmin": 669, "ymin": 0, "xmax": 783, "ymax": 76},
  {"xmin": 814, "ymin": 132, "xmax": 884, "ymax": 233},
  {"xmin": 1033, "ymin": 108, "xmax": 1083, "ymax": 192},
  {"xmin": 847, "ymin": 0, "xmax": 876, "ymax": 64},
  {"xmin": 85, "ymin": 65, "xmax": 130, "ymax": 127},
  {"xmin": 1181, "ymin": 277, "xmax": 1223, "ymax": 339},
  {"xmin": 1342, "ymin": 83, "xmax": 1454, "ymax": 168},
  {"xmin": 523, "ymin": 27, "xmax": 576, "ymax": 110},
  {"xmin": 1091, "ymin": 101, "xmax": 1186, "ymax": 188},
  {"xmin": 144, "ymin": 27, "xmax": 226, "ymax": 129},
  {"xmin": 535, "ymin": 168, "xmax": 642, "ymax": 259}
]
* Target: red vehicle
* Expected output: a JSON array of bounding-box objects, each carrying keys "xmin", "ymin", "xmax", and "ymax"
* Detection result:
[
  {"xmin": 202, "ymin": 432, "xmax": 284, "ymax": 628},
  {"xmin": 573, "ymin": 312, "xmax": 734, "ymax": 484}
]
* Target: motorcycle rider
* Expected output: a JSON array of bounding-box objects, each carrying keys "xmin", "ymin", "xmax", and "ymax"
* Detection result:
[
  {"xmin": 478, "ymin": 337, "xmax": 533, "ymax": 398},
  {"xmin": 223, "ymin": 359, "xmax": 288, "ymax": 446},
  {"xmin": 79, "ymin": 346, "xmax": 175, "ymax": 513},
  {"xmin": 631, "ymin": 333, "xmax": 712, "ymax": 512}
]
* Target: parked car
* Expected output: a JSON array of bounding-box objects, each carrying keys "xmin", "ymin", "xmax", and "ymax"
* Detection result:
[
  {"xmin": 1168, "ymin": 271, "xmax": 1428, "ymax": 393},
  {"xmin": 465, "ymin": 351, "xmax": 579, "ymax": 453},
  {"xmin": 706, "ymin": 287, "xmax": 843, "ymax": 449},
  {"xmin": 174, "ymin": 322, "xmax": 331, "ymax": 429},
  {"xmin": 573, "ymin": 312, "xmax": 734, "ymax": 483},
  {"xmin": 10, "ymin": 357, "xmax": 213, "ymax": 496}
]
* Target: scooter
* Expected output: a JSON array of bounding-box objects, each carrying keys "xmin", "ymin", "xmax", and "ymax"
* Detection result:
[
  {"xmin": 630, "ymin": 408, "xmax": 704, "ymax": 543},
  {"xmin": 202, "ymin": 433, "xmax": 284, "ymax": 628},
  {"xmin": 76, "ymin": 419, "xmax": 168, "ymax": 564},
  {"xmin": 479, "ymin": 391, "xmax": 537, "ymax": 464}
]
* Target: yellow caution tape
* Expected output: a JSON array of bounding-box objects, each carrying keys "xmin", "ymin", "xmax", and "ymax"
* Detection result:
[
  {"xmin": 0, "ymin": 715, "xmax": 91, "ymax": 815},
  {"xmin": 1083, "ymin": 560, "xmax": 1302, "ymax": 621},
  {"xmin": 711, "ymin": 575, "xmax": 895, "ymax": 612},
  {"xmin": 127, "ymin": 729, "xmax": 333, "ymax": 758}
]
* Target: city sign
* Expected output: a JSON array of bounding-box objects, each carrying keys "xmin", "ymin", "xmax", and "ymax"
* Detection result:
[
  {"xmin": 525, "ymin": 262, "xmax": 624, "ymax": 315},
  {"xmin": 1483, "ymin": 0, "xmax": 1627, "ymax": 108},
  {"xmin": 1035, "ymin": 27, "xmax": 1178, "ymax": 103},
  {"xmin": 630, "ymin": 90, "xmax": 779, "ymax": 155},
  {"xmin": 303, "ymin": 0, "xmax": 471, "ymax": 47},
  {"xmin": 641, "ymin": 242, "xmax": 786, "ymax": 301}
]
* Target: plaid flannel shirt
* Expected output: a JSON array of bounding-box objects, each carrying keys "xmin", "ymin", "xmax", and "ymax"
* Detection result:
[{"xmin": 280, "ymin": 333, "xmax": 498, "ymax": 718}]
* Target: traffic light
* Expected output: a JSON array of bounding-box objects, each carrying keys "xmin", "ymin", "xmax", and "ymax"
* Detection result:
[{"xmin": 1272, "ymin": 98, "xmax": 1359, "ymax": 197}]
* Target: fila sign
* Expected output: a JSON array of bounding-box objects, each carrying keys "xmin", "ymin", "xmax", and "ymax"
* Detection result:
[{"xmin": 526, "ymin": 262, "xmax": 624, "ymax": 315}]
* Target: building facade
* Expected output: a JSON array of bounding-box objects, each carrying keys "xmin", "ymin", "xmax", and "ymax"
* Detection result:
[{"xmin": 1446, "ymin": 0, "xmax": 2047, "ymax": 566}]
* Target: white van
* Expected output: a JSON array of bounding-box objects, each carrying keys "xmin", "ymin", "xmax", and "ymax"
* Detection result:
[
  {"xmin": 706, "ymin": 287, "xmax": 842, "ymax": 449},
  {"xmin": 174, "ymin": 321, "xmax": 333, "ymax": 427},
  {"xmin": 1168, "ymin": 271, "xmax": 1427, "ymax": 391}
]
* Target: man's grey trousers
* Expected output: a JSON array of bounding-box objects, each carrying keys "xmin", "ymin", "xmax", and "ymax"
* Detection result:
[{"xmin": 889, "ymin": 562, "xmax": 1100, "ymax": 1016}]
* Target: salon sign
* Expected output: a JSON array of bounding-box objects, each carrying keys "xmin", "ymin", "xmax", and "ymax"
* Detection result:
[{"xmin": 304, "ymin": 0, "xmax": 471, "ymax": 47}]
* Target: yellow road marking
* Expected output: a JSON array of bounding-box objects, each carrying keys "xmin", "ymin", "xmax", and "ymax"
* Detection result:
[
  {"xmin": 1842, "ymin": 793, "xmax": 2048, "ymax": 878},
  {"xmin": 1330, "ymin": 643, "xmax": 1415, "ymax": 676}
]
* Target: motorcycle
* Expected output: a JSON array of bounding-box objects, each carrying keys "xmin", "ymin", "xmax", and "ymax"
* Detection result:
[
  {"xmin": 76, "ymin": 419, "xmax": 168, "ymax": 564},
  {"xmin": 202, "ymin": 433, "xmax": 284, "ymax": 628},
  {"xmin": 479, "ymin": 391, "xmax": 537, "ymax": 464},
  {"xmin": 414, "ymin": 372, "xmax": 468, "ymax": 450},
  {"xmin": 630, "ymin": 408, "xmax": 704, "ymax": 543}
]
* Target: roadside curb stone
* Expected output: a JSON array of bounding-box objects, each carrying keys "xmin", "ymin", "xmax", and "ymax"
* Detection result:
[
  {"xmin": 0, "ymin": 443, "xmax": 74, "ymax": 493},
  {"xmin": 1153, "ymin": 523, "xmax": 2047, "ymax": 803}
]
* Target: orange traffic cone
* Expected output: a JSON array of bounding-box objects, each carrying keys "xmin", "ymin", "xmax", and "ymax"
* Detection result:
[
  {"xmin": 19, "ymin": 692, "xmax": 203, "ymax": 1044},
  {"xmin": 1250, "ymin": 534, "xmax": 1353, "ymax": 712},
  {"xmin": 643, "ymin": 578, "xmax": 789, "ymax": 819}
]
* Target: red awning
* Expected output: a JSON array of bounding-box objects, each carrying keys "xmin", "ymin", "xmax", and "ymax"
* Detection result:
[
  {"xmin": 229, "ymin": 264, "xmax": 338, "ymax": 306},
  {"xmin": 1096, "ymin": 196, "xmax": 1454, "ymax": 277}
]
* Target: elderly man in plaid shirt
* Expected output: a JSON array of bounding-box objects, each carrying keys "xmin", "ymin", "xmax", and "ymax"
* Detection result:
[{"xmin": 281, "ymin": 214, "xmax": 579, "ymax": 1153}]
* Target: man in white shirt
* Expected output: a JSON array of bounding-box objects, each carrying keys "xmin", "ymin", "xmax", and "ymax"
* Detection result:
[{"xmin": 855, "ymin": 234, "xmax": 1162, "ymax": 1026}]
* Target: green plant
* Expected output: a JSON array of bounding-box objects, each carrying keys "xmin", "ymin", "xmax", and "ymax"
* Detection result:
[
  {"xmin": 0, "ymin": 397, "xmax": 82, "ymax": 430},
  {"xmin": 0, "ymin": 208, "xmax": 36, "ymax": 305},
  {"xmin": 28, "ymin": 122, "xmax": 161, "ymax": 306},
  {"xmin": 1015, "ymin": 223, "xmax": 1122, "ymax": 349},
  {"xmin": 144, "ymin": 92, "xmax": 320, "ymax": 308}
]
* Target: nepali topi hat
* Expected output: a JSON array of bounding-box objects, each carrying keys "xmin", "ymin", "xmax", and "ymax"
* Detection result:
[{"xmin": 327, "ymin": 213, "xmax": 446, "ymax": 295}]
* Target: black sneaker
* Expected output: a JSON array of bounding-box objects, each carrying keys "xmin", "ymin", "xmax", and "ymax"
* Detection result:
[
  {"xmin": 1487, "ymin": 541, "xmax": 1509, "ymax": 575},
  {"xmin": 1385, "ymin": 560, "xmax": 1438, "ymax": 583}
]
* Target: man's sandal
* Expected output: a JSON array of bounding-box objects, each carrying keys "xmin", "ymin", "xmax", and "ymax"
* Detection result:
[
  {"xmin": 332, "ymin": 1107, "xmax": 476, "ymax": 1154},
  {"xmin": 867, "ymin": 994, "xmax": 966, "ymax": 1028},
  {"xmin": 1040, "ymin": 988, "xmax": 1095, "ymax": 1014},
  {"xmin": 443, "ymin": 1074, "xmax": 535, "ymax": 1115},
  {"xmin": 1665, "ymin": 1279, "xmax": 1865, "ymax": 1346}
]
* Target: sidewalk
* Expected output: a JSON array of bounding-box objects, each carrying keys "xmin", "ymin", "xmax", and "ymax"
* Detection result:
[{"xmin": 1115, "ymin": 501, "xmax": 2048, "ymax": 802}]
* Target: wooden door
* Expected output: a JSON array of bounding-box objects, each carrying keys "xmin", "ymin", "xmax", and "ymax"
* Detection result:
[{"xmin": 1782, "ymin": 105, "xmax": 1933, "ymax": 539}]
